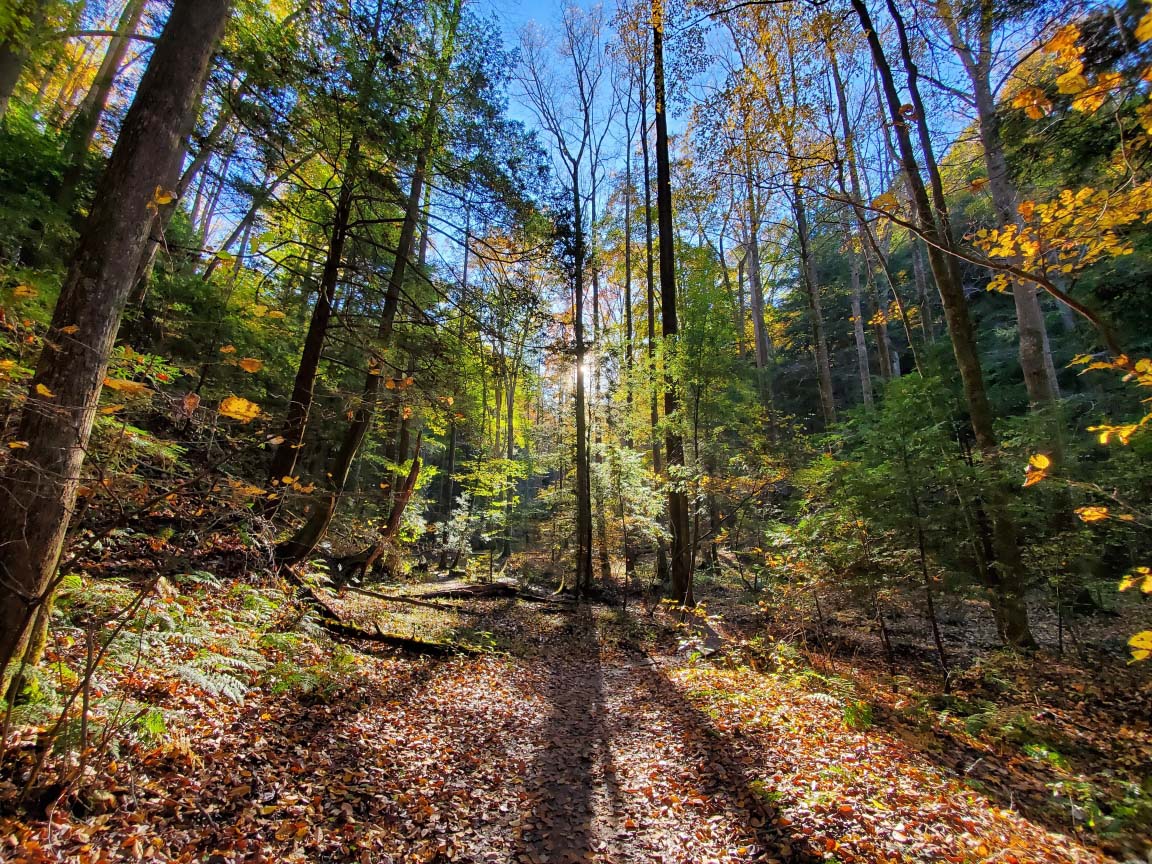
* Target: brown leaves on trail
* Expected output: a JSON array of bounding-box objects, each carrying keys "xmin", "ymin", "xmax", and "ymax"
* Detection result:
[{"xmin": 2, "ymin": 596, "xmax": 1115, "ymax": 864}]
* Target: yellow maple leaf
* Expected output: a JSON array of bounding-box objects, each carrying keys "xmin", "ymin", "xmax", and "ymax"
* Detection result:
[
  {"xmin": 35, "ymin": 383, "xmax": 54, "ymax": 398},
  {"xmin": 219, "ymin": 395, "xmax": 261, "ymax": 423},
  {"xmin": 219, "ymin": 345, "xmax": 237, "ymax": 354},
  {"xmin": 12, "ymin": 284, "xmax": 37, "ymax": 299},
  {"xmin": 1056, "ymin": 70, "xmax": 1088, "ymax": 95},
  {"xmin": 8, "ymin": 441, "xmax": 29, "ymax": 449},
  {"xmin": 1129, "ymin": 630, "xmax": 1152, "ymax": 661},
  {"xmin": 239, "ymin": 358, "xmax": 264, "ymax": 373},
  {"xmin": 99, "ymin": 404, "xmax": 126, "ymax": 415}
]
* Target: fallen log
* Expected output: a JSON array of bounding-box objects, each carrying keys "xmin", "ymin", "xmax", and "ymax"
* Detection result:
[
  {"xmin": 342, "ymin": 584, "xmax": 483, "ymax": 614},
  {"xmin": 421, "ymin": 581, "xmax": 570, "ymax": 605},
  {"xmin": 284, "ymin": 571, "xmax": 481, "ymax": 656},
  {"xmin": 318, "ymin": 617, "xmax": 479, "ymax": 657}
]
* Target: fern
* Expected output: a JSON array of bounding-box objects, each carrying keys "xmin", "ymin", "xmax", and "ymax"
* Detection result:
[{"xmin": 175, "ymin": 663, "xmax": 251, "ymax": 703}]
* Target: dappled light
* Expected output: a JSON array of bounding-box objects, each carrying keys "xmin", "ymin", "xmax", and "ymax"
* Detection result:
[{"xmin": 1, "ymin": 0, "xmax": 1150, "ymax": 862}]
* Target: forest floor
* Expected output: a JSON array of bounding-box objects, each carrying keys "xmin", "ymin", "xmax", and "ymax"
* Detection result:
[{"xmin": 2, "ymin": 551, "xmax": 1149, "ymax": 864}]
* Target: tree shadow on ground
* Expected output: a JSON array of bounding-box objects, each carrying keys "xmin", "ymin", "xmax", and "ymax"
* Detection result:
[
  {"xmin": 510, "ymin": 602, "xmax": 821, "ymax": 864},
  {"xmin": 627, "ymin": 660, "xmax": 822, "ymax": 863},
  {"xmin": 513, "ymin": 603, "xmax": 620, "ymax": 864}
]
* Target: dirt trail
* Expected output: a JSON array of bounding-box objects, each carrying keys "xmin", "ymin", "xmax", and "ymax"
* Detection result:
[{"xmin": 6, "ymin": 598, "xmax": 1112, "ymax": 864}]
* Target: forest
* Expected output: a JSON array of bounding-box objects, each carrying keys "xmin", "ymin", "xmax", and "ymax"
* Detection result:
[{"xmin": 0, "ymin": 0, "xmax": 1150, "ymax": 861}]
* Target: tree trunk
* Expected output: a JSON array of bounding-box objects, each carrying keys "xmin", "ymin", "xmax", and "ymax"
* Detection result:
[
  {"xmin": 0, "ymin": 0, "xmax": 232, "ymax": 688},
  {"xmin": 792, "ymin": 183, "xmax": 836, "ymax": 426},
  {"xmin": 278, "ymin": 0, "xmax": 462, "ymax": 565},
  {"xmin": 572, "ymin": 170, "xmax": 595, "ymax": 593},
  {"xmin": 854, "ymin": 0, "xmax": 1034, "ymax": 649},
  {"xmin": 59, "ymin": 0, "xmax": 149, "ymax": 202},
  {"xmin": 848, "ymin": 246, "xmax": 874, "ymax": 408},
  {"xmin": 640, "ymin": 70, "xmax": 669, "ymax": 588},
  {"xmin": 938, "ymin": 0, "xmax": 1058, "ymax": 405},
  {"xmin": 266, "ymin": 137, "xmax": 360, "ymax": 496},
  {"xmin": 652, "ymin": 0, "xmax": 692, "ymax": 607}
]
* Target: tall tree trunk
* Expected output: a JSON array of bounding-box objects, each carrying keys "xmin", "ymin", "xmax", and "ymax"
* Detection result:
[
  {"xmin": 652, "ymin": 0, "xmax": 692, "ymax": 607},
  {"xmin": 266, "ymin": 138, "xmax": 360, "ymax": 494},
  {"xmin": 59, "ymin": 0, "xmax": 149, "ymax": 203},
  {"xmin": 792, "ymin": 183, "xmax": 836, "ymax": 425},
  {"xmin": 0, "ymin": 0, "xmax": 233, "ymax": 689},
  {"xmin": 640, "ymin": 70, "xmax": 669, "ymax": 587},
  {"xmin": 278, "ymin": 0, "xmax": 462, "ymax": 565},
  {"xmin": 848, "ymin": 245, "xmax": 874, "ymax": 408},
  {"xmin": 828, "ymin": 42, "xmax": 897, "ymax": 379},
  {"xmin": 938, "ymin": 0, "xmax": 1059, "ymax": 406},
  {"xmin": 623, "ymin": 100, "xmax": 634, "ymax": 431},
  {"xmin": 572, "ymin": 169, "xmax": 594, "ymax": 593},
  {"xmin": 854, "ymin": 0, "xmax": 1034, "ymax": 648}
]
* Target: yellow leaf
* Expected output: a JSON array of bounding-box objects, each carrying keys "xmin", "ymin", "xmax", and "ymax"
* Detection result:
[
  {"xmin": 1137, "ymin": 9, "xmax": 1152, "ymax": 42},
  {"xmin": 1011, "ymin": 87, "xmax": 1051, "ymax": 120},
  {"xmin": 102, "ymin": 377, "xmax": 152, "ymax": 397},
  {"xmin": 219, "ymin": 395, "xmax": 261, "ymax": 423},
  {"xmin": 1022, "ymin": 470, "xmax": 1046, "ymax": 487},
  {"xmin": 59, "ymin": 324, "xmax": 79, "ymax": 335},
  {"xmin": 12, "ymin": 284, "xmax": 37, "ymax": 299},
  {"xmin": 385, "ymin": 378, "xmax": 396, "ymax": 390},
  {"xmin": 1056, "ymin": 70, "xmax": 1088, "ymax": 95},
  {"xmin": 239, "ymin": 357, "xmax": 264, "ymax": 373},
  {"xmin": 1017, "ymin": 200, "xmax": 1036, "ymax": 220},
  {"xmin": 1028, "ymin": 454, "xmax": 1051, "ymax": 470},
  {"xmin": 266, "ymin": 310, "xmax": 286, "ymax": 320},
  {"xmin": 1128, "ymin": 630, "xmax": 1152, "ymax": 661},
  {"xmin": 152, "ymin": 186, "xmax": 175, "ymax": 206},
  {"xmin": 35, "ymin": 383, "xmax": 54, "ymax": 398},
  {"xmin": 100, "ymin": 404, "xmax": 126, "ymax": 415},
  {"xmin": 1075, "ymin": 505, "xmax": 1109, "ymax": 522},
  {"xmin": 219, "ymin": 345, "xmax": 237, "ymax": 354},
  {"xmin": 871, "ymin": 192, "xmax": 899, "ymax": 211},
  {"xmin": 970, "ymin": 177, "xmax": 988, "ymax": 192},
  {"xmin": 7, "ymin": 441, "xmax": 29, "ymax": 449},
  {"xmin": 1119, "ymin": 567, "xmax": 1152, "ymax": 594},
  {"xmin": 1046, "ymin": 23, "xmax": 1080, "ymax": 56}
]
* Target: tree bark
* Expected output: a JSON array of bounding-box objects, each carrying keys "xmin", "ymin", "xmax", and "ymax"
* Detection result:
[
  {"xmin": 792, "ymin": 183, "xmax": 836, "ymax": 426},
  {"xmin": 278, "ymin": 0, "xmax": 462, "ymax": 565},
  {"xmin": 937, "ymin": 0, "xmax": 1059, "ymax": 406},
  {"xmin": 266, "ymin": 136, "xmax": 360, "ymax": 494},
  {"xmin": 848, "ymin": 245, "xmax": 874, "ymax": 408},
  {"xmin": 59, "ymin": 0, "xmax": 149, "ymax": 203},
  {"xmin": 652, "ymin": 0, "xmax": 692, "ymax": 607},
  {"xmin": 854, "ymin": 0, "xmax": 1034, "ymax": 648},
  {"xmin": 0, "ymin": 0, "xmax": 233, "ymax": 688}
]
